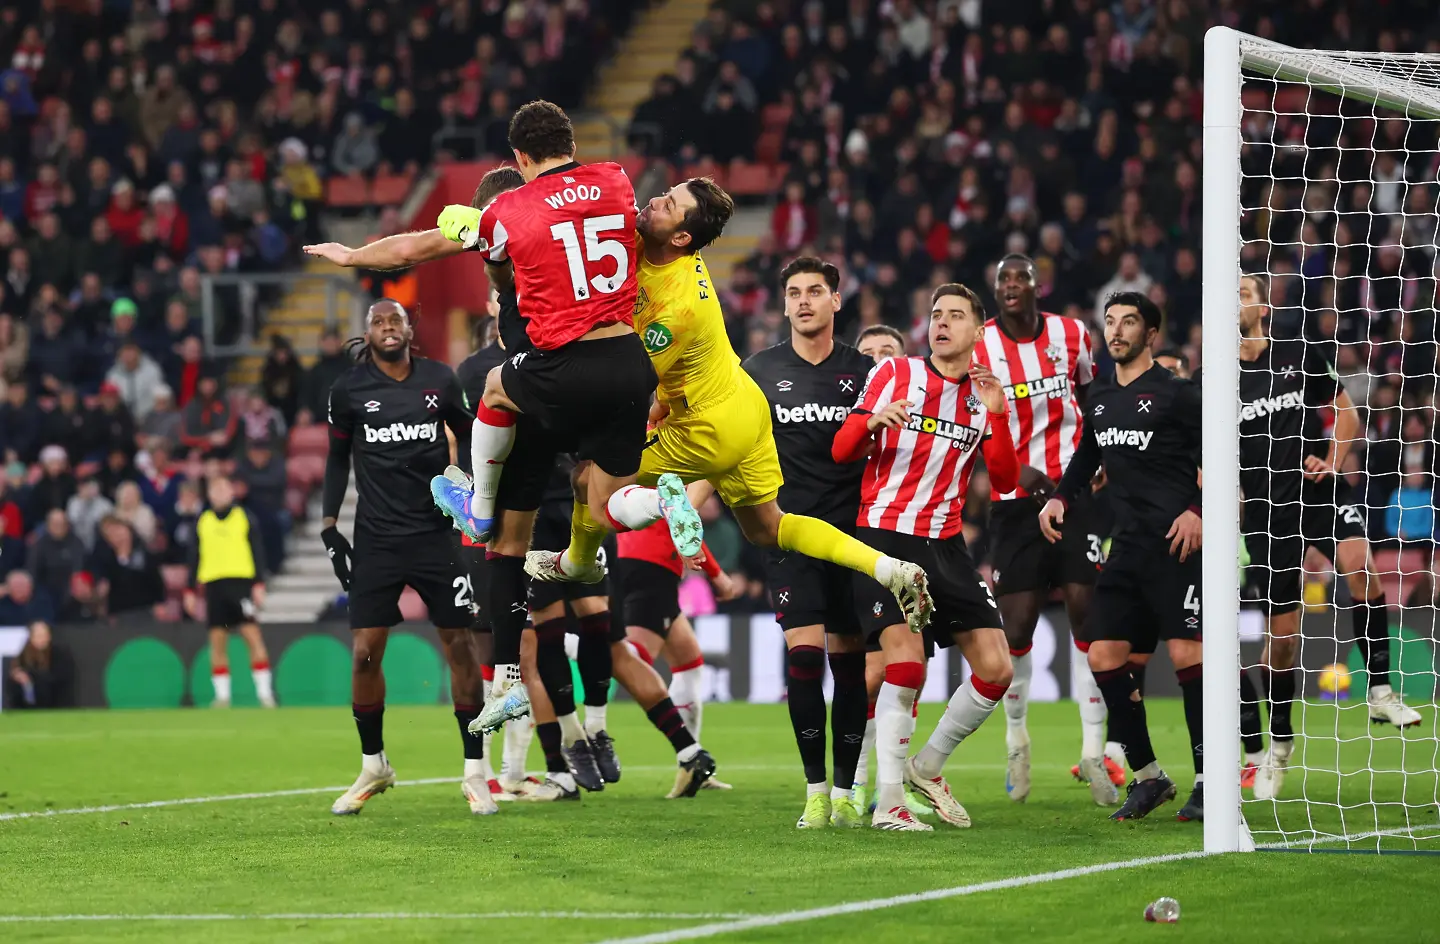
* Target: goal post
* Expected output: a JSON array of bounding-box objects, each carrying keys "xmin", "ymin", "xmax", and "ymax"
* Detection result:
[{"xmin": 1203, "ymin": 26, "xmax": 1440, "ymax": 855}]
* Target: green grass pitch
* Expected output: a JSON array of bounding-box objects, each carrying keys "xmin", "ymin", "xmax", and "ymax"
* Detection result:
[{"xmin": 2, "ymin": 701, "xmax": 1438, "ymax": 943}]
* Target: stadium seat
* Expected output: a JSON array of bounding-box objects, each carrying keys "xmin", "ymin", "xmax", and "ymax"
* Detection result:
[
  {"xmin": 287, "ymin": 423, "xmax": 329, "ymax": 458},
  {"xmin": 617, "ymin": 155, "xmax": 649, "ymax": 183},
  {"xmin": 726, "ymin": 161, "xmax": 775, "ymax": 198},
  {"xmin": 754, "ymin": 130, "xmax": 784, "ymax": 165},
  {"xmin": 325, "ymin": 175, "xmax": 371, "ymax": 208},
  {"xmin": 372, "ymin": 172, "xmax": 414, "ymax": 206},
  {"xmin": 761, "ymin": 103, "xmax": 793, "ymax": 131},
  {"xmin": 286, "ymin": 454, "xmax": 325, "ymax": 489},
  {"xmin": 686, "ymin": 159, "xmax": 726, "ymax": 189}
]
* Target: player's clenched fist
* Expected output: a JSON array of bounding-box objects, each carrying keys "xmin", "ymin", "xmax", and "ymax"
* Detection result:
[
  {"xmin": 438, "ymin": 204, "xmax": 482, "ymax": 246},
  {"xmin": 866, "ymin": 399, "xmax": 913, "ymax": 432},
  {"xmin": 1037, "ymin": 497, "xmax": 1066, "ymax": 544}
]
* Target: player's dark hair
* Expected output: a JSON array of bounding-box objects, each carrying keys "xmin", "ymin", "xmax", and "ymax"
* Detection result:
[
  {"xmin": 780, "ymin": 256, "xmax": 840, "ymax": 293},
  {"xmin": 931, "ymin": 282, "xmax": 986, "ymax": 322},
  {"xmin": 1241, "ymin": 271, "xmax": 1270, "ymax": 304},
  {"xmin": 507, "ymin": 100, "xmax": 575, "ymax": 161},
  {"xmin": 1103, "ymin": 291, "xmax": 1162, "ymax": 332},
  {"xmin": 471, "ymin": 165, "xmax": 525, "ymax": 209},
  {"xmin": 471, "ymin": 314, "xmax": 495, "ymax": 351},
  {"xmin": 677, "ymin": 177, "xmax": 734, "ymax": 252},
  {"xmin": 857, "ymin": 324, "xmax": 906, "ymax": 350},
  {"xmin": 1155, "ymin": 347, "xmax": 1190, "ymax": 371},
  {"xmin": 346, "ymin": 298, "xmax": 414, "ymax": 364},
  {"xmin": 998, "ymin": 252, "xmax": 1035, "ymax": 271}
]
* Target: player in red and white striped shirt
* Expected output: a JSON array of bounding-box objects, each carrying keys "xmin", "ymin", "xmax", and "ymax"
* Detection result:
[
  {"xmin": 973, "ymin": 255, "xmax": 1123, "ymax": 807},
  {"xmin": 831, "ymin": 283, "xmax": 1020, "ymax": 831}
]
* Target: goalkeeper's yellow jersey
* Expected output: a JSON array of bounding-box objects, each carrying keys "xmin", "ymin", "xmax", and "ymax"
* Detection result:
[{"xmin": 632, "ymin": 240, "xmax": 742, "ymax": 411}]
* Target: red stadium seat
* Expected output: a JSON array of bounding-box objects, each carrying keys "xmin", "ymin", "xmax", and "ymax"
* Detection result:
[
  {"xmin": 761, "ymin": 103, "xmax": 793, "ymax": 131},
  {"xmin": 727, "ymin": 161, "xmax": 775, "ymax": 198},
  {"xmin": 617, "ymin": 155, "xmax": 649, "ymax": 183},
  {"xmin": 286, "ymin": 454, "xmax": 325, "ymax": 489},
  {"xmin": 287, "ymin": 423, "xmax": 329, "ymax": 458},
  {"xmin": 754, "ymin": 130, "xmax": 784, "ymax": 165},
  {"xmin": 326, "ymin": 175, "xmax": 371, "ymax": 208},
  {"xmin": 372, "ymin": 172, "xmax": 414, "ymax": 206},
  {"xmin": 685, "ymin": 159, "xmax": 726, "ymax": 189}
]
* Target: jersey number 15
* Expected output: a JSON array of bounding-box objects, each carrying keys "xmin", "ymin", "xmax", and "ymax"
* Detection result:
[{"xmin": 550, "ymin": 215, "xmax": 628, "ymax": 302}]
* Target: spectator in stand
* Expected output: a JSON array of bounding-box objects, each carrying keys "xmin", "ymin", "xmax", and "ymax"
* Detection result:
[
  {"xmin": 260, "ymin": 334, "xmax": 303, "ymax": 428},
  {"xmin": 771, "ymin": 179, "xmax": 817, "ymax": 253},
  {"xmin": 138, "ymin": 386, "xmax": 182, "ymax": 451},
  {"xmin": 237, "ymin": 389, "xmax": 285, "ymax": 451},
  {"xmin": 106, "ymin": 179, "xmax": 146, "ymax": 248},
  {"xmin": 0, "ymin": 570, "xmax": 55, "ymax": 626},
  {"xmin": 299, "ymin": 327, "xmax": 347, "ymax": 424},
  {"xmin": 165, "ymin": 479, "xmax": 204, "ymax": 567},
  {"xmin": 1093, "ymin": 251, "xmax": 1156, "ymax": 325},
  {"xmin": 112, "ymin": 480, "xmax": 158, "ymax": 549},
  {"xmin": 27, "ymin": 508, "xmax": 86, "ymax": 618},
  {"xmin": 0, "ymin": 313, "xmax": 28, "ymax": 389},
  {"xmin": 170, "ymin": 336, "xmax": 210, "ymax": 408},
  {"xmin": 179, "ymin": 372, "xmax": 236, "ymax": 459},
  {"xmin": 27, "ymin": 212, "xmax": 74, "ymax": 293},
  {"xmin": 90, "ymin": 515, "xmax": 166, "ymax": 620},
  {"xmin": 235, "ymin": 439, "xmax": 288, "ymax": 575},
  {"xmin": 1385, "ymin": 471, "xmax": 1436, "ymax": 549},
  {"xmin": 70, "ymin": 273, "xmax": 113, "ymax": 338},
  {"xmin": 37, "ymin": 386, "xmax": 92, "ymax": 465},
  {"xmin": 0, "ymin": 382, "xmax": 40, "ymax": 465},
  {"xmin": 91, "ymin": 382, "xmax": 137, "ymax": 463},
  {"xmin": 149, "ymin": 184, "xmax": 190, "ymax": 258},
  {"xmin": 27, "ymin": 307, "xmax": 84, "ymax": 396},
  {"xmin": 331, "ymin": 112, "xmax": 378, "ymax": 177},
  {"xmin": 4, "ymin": 621, "xmax": 73, "ymax": 710},
  {"xmin": 105, "ymin": 341, "xmax": 165, "ymax": 423},
  {"xmin": 31, "ymin": 445, "xmax": 77, "ymax": 518},
  {"xmin": 74, "ymin": 217, "xmax": 124, "ymax": 291},
  {"xmin": 66, "ymin": 478, "xmax": 114, "ymax": 552}
]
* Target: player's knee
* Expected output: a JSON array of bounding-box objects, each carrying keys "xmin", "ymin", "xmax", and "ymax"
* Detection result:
[{"xmin": 352, "ymin": 643, "xmax": 382, "ymax": 674}]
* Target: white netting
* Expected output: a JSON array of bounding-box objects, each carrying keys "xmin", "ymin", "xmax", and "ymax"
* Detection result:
[{"xmin": 1234, "ymin": 38, "xmax": 1440, "ymax": 852}]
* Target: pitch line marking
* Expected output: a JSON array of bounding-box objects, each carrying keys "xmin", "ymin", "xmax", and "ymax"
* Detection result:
[
  {"xmin": 0, "ymin": 912, "xmax": 755, "ymax": 924},
  {"xmin": 0, "ymin": 765, "xmax": 1010, "ymax": 822},
  {"xmin": 590, "ymin": 851, "xmax": 1216, "ymax": 944}
]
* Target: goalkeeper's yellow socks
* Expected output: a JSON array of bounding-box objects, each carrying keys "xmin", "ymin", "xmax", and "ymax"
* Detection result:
[
  {"xmin": 562, "ymin": 498, "xmax": 610, "ymax": 571},
  {"xmin": 777, "ymin": 513, "xmax": 887, "ymax": 580}
]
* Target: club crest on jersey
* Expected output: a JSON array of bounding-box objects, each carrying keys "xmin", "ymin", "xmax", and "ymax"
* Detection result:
[
  {"xmin": 423, "ymin": 390, "xmax": 440, "ymax": 411},
  {"xmin": 633, "ymin": 286, "xmax": 651, "ymax": 316},
  {"xmin": 965, "ymin": 394, "xmax": 983, "ymax": 415},
  {"xmin": 1044, "ymin": 344, "xmax": 1064, "ymax": 364},
  {"xmin": 837, "ymin": 374, "xmax": 856, "ymax": 395},
  {"xmin": 904, "ymin": 413, "xmax": 981, "ymax": 450},
  {"xmin": 1136, "ymin": 394, "xmax": 1153, "ymax": 413}
]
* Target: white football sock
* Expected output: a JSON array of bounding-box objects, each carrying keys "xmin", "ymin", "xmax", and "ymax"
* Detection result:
[
  {"xmin": 913, "ymin": 679, "xmax": 1001, "ymax": 779},
  {"xmin": 605, "ymin": 485, "xmax": 662, "ymax": 530},
  {"xmin": 1074, "ymin": 659, "xmax": 1108, "ymax": 758},
  {"xmin": 211, "ymin": 670, "xmax": 231, "ymax": 703},
  {"xmin": 1244, "ymin": 750, "xmax": 1263, "ymax": 766},
  {"xmin": 502, "ymin": 719, "xmax": 533, "ymax": 781},
  {"xmin": 470, "ymin": 411, "xmax": 515, "ymax": 521},
  {"xmin": 669, "ymin": 664, "xmax": 703, "ymax": 739},
  {"xmin": 480, "ymin": 677, "xmax": 495, "ymax": 766},
  {"xmin": 550, "ymin": 770, "xmax": 577, "ymax": 791},
  {"xmin": 854, "ymin": 715, "xmax": 876, "ymax": 786},
  {"xmin": 676, "ymin": 743, "xmax": 700, "ymax": 763},
  {"xmin": 463, "ymin": 757, "xmax": 487, "ymax": 779},
  {"xmin": 362, "ymin": 751, "xmax": 388, "ymax": 774},
  {"xmin": 875, "ymin": 680, "xmax": 918, "ymax": 812},
  {"xmin": 494, "ymin": 662, "xmax": 520, "ymax": 691},
  {"xmin": 830, "ymin": 785, "xmax": 850, "ymax": 801},
  {"xmin": 251, "ymin": 665, "xmax": 273, "ymax": 703},
  {"xmin": 558, "ymin": 711, "xmax": 585, "ymax": 744},
  {"xmin": 807, "ymin": 781, "xmax": 828, "ymax": 796},
  {"xmin": 1004, "ymin": 650, "xmax": 1032, "ymax": 749},
  {"xmin": 584, "ymin": 703, "xmax": 607, "ymax": 736}
]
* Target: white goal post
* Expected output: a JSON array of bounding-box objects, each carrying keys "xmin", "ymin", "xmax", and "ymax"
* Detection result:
[{"xmin": 1203, "ymin": 26, "xmax": 1440, "ymax": 855}]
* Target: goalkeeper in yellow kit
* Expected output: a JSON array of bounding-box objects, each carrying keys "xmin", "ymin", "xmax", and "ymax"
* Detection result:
[{"xmin": 522, "ymin": 178, "xmax": 932, "ymax": 630}]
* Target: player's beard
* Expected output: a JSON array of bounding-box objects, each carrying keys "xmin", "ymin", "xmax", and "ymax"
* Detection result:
[
  {"xmin": 372, "ymin": 339, "xmax": 409, "ymax": 363},
  {"xmin": 1108, "ymin": 337, "xmax": 1148, "ymax": 365}
]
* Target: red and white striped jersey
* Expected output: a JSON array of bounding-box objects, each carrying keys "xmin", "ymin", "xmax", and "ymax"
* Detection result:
[
  {"xmin": 851, "ymin": 356, "xmax": 993, "ymax": 539},
  {"xmin": 975, "ymin": 314, "xmax": 1093, "ymax": 500}
]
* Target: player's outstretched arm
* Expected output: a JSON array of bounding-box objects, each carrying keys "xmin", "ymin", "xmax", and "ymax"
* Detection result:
[{"xmin": 303, "ymin": 229, "xmax": 462, "ymax": 270}]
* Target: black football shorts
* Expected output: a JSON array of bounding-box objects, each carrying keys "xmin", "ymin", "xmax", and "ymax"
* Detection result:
[{"xmin": 348, "ymin": 529, "xmax": 472, "ymax": 630}]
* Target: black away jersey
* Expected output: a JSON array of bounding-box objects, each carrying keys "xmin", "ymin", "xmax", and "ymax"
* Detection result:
[
  {"xmin": 328, "ymin": 357, "xmax": 470, "ymax": 537},
  {"xmin": 1057, "ymin": 363, "xmax": 1202, "ymax": 545},
  {"xmin": 743, "ymin": 340, "xmax": 874, "ymax": 525},
  {"xmin": 1234, "ymin": 337, "xmax": 1340, "ymax": 510}
]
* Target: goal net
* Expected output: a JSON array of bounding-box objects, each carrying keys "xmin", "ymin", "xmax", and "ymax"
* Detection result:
[{"xmin": 1203, "ymin": 27, "xmax": 1440, "ymax": 854}]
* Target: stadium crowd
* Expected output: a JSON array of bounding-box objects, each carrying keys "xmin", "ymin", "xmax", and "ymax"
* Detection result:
[
  {"xmin": 621, "ymin": 0, "xmax": 1440, "ymax": 605},
  {"xmin": 0, "ymin": 0, "xmax": 623, "ymax": 634},
  {"xmin": 2, "ymin": 0, "xmax": 1440, "ymax": 645}
]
